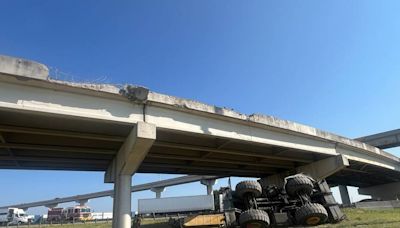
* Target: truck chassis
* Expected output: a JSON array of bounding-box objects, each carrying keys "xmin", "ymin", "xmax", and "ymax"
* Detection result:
[{"xmin": 218, "ymin": 174, "xmax": 345, "ymax": 227}]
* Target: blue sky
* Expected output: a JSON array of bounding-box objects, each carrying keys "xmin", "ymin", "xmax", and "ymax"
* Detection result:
[{"xmin": 1, "ymin": 0, "xmax": 400, "ymax": 215}]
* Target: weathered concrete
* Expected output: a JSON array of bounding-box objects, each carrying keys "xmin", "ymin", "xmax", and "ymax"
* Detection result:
[
  {"xmin": 357, "ymin": 129, "xmax": 400, "ymax": 149},
  {"xmin": 1, "ymin": 175, "xmax": 219, "ymax": 210},
  {"xmin": 76, "ymin": 199, "xmax": 89, "ymax": 206},
  {"xmin": 355, "ymin": 200, "xmax": 400, "ymax": 209},
  {"xmin": 114, "ymin": 175, "xmax": 131, "ymax": 228},
  {"xmin": 261, "ymin": 155, "xmax": 349, "ymax": 187},
  {"xmin": 0, "ymin": 68, "xmax": 398, "ymax": 174},
  {"xmin": 297, "ymin": 155, "xmax": 349, "ymax": 181},
  {"xmin": 105, "ymin": 122, "xmax": 156, "ymax": 183},
  {"xmin": 44, "ymin": 203, "xmax": 58, "ymax": 209},
  {"xmin": 107, "ymin": 122, "xmax": 156, "ymax": 228},
  {"xmin": 0, "ymin": 64, "xmax": 396, "ymax": 164},
  {"xmin": 0, "ymin": 55, "xmax": 400, "ymax": 228},
  {"xmin": 200, "ymin": 179, "xmax": 217, "ymax": 195},
  {"xmin": 150, "ymin": 187, "xmax": 165, "ymax": 198},
  {"xmin": 0, "ymin": 55, "xmax": 48, "ymax": 80},
  {"xmin": 339, "ymin": 185, "xmax": 351, "ymax": 205},
  {"xmin": 358, "ymin": 182, "xmax": 400, "ymax": 201}
]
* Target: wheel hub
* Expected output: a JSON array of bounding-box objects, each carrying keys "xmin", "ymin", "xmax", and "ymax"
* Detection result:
[{"xmin": 306, "ymin": 216, "xmax": 321, "ymax": 225}]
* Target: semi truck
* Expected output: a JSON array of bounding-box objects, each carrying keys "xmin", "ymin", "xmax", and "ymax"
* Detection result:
[
  {"xmin": 0, "ymin": 208, "xmax": 29, "ymax": 225},
  {"xmin": 138, "ymin": 195, "xmax": 215, "ymax": 215}
]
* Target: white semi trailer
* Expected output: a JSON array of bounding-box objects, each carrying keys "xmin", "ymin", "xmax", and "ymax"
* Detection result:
[
  {"xmin": 0, "ymin": 208, "xmax": 29, "ymax": 225},
  {"xmin": 138, "ymin": 195, "xmax": 215, "ymax": 215}
]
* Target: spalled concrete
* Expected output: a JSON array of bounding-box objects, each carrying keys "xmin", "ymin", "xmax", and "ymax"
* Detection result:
[
  {"xmin": 1, "ymin": 54, "xmax": 400, "ymax": 228},
  {"xmin": 0, "ymin": 55, "xmax": 48, "ymax": 80}
]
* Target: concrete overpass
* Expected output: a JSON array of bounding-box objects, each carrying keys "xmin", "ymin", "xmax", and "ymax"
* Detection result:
[
  {"xmin": 1, "ymin": 55, "xmax": 400, "ymax": 228},
  {"xmin": 0, "ymin": 175, "xmax": 219, "ymax": 210},
  {"xmin": 356, "ymin": 129, "xmax": 400, "ymax": 150}
]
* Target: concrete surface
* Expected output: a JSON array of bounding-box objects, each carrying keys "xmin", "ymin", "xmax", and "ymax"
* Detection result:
[
  {"xmin": 0, "ymin": 175, "xmax": 218, "ymax": 209},
  {"xmin": 355, "ymin": 200, "xmax": 400, "ymax": 209},
  {"xmin": 0, "ymin": 55, "xmax": 48, "ymax": 80},
  {"xmin": 358, "ymin": 181, "xmax": 400, "ymax": 201},
  {"xmin": 357, "ymin": 129, "xmax": 400, "ymax": 149},
  {"xmin": 1, "ymin": 54, "xmax": 400, "ymax": 228}
]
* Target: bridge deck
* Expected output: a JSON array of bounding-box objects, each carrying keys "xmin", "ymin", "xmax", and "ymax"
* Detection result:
[{"xmin": 0, "ymin": 61, "xmax": 399, "ymax": 188}]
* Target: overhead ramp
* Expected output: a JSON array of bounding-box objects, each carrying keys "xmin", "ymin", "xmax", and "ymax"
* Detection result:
[{"xmin": 1, "ymin": 55, "xmax": 400, "ymax": 228}]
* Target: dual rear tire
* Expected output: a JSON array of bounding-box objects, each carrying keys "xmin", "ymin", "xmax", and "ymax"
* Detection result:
[
  {"xmin": 239, "ymin": 209, "xmax": 270, "ymax": 228},
  {"xmin": 235, "ymin": 181, "xmax": 262, "ymax": 198},
  {"xmin": 295, "ymin": 203, "xmax": 328, "ymax": 226},
  {"xmin": 285, "ymin": 175, "xmax": 314, "ymax": 197}
]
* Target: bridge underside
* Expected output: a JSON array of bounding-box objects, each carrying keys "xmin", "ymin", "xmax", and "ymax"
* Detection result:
[
  {"xmin": 1, "ymin": 108, "xmax": 399, "ymax": 188},
  {"xmin": 2, "ymin": 55, "xmax": 400, "ymax": 228}
]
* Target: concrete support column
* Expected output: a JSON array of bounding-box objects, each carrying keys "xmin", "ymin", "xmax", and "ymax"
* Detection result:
[
  {"xmin": 151, "ymin": 187, "xmax": 165, "ymax": 198},
  {"xmin": 339, "ymin": 185, "xmax": 351, "ymax": 205},
  {"xmin": 105, "ymin": 122, "xmax": 156, "ymax": 228},
  {"xmin": 200, "ymin": 179, "xmax": 216, "ymax": 195},
  {"xmin": 112, "ymin": 177, "xmax": 120, "ymax": 228},
  {"xmin": 116, "ymin": 175, "xmax": 132, "ymax": 228},
  {"xmin": 76, "ymin": 199, "xmax": 89, "ymax": 206}
]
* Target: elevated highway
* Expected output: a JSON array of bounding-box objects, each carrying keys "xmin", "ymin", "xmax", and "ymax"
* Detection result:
[
  {"xmin": 0, "ymin": 175, "xmax": 218, "ymax": 210},
  {"xmin": 0, "ymin": 55, "xmax": 399, "ymax": 227},
  {"xmin": 356, "ymin": 129, "xmax": 400, "ymax": 149}
]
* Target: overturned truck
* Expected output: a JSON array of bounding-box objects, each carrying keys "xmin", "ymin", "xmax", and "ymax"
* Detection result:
[
  {"xmin": 172, "ymin": 174, "xmax": 344, "ymax": 227},
  {"xmin": 226, "ymin": 174, "xmax": 344, "ymax": 227}
]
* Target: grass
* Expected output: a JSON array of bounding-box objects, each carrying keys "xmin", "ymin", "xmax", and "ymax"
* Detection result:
[
  {"xmin": 21, "ymin": 208, "xmax": 400, "ymax": 227},
  {"xmin": 320, "ymin": 208, "xmax": 400, "ymax": 228}
]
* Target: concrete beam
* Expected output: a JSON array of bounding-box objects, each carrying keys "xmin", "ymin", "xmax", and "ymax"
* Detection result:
[
  {"xmin": 105, "ymin": 122, "xmax": 156, "ymax": 183},
  {"xmin": 45, "ymin": 203, "xmax": 58, "ymax": 208},
  {"xmin": 261, "ymin": 155, "xmax": 349, "ymax": 187},
  {"xmin": 359, "ymin": 182, "xmax": 400, "ymax": 201},
  {"xmin": 0, "ymin": 74, "xmax": 399, "ymax": 173},
  {"xmin": 117, "ymin": 121, "xmax": 156, "ymax": 176},
  {"xmin": 0, "ymin": 55, "xmax": 48, "ymax": 80},
  {"xmin": 356, "ymin": 129, "xmax": 400, "ymax": 149},
  {"xmin": 0, "ymin": 124, "xmax": 125, "ymax": 142},
  {"xmin": 297, "ymin": 154, "xmax": 349, "ymax": 181}
]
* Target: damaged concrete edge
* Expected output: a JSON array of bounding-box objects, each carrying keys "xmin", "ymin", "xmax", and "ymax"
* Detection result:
[
  {"xmin": 0, "ymin": 55, "xmax": 49, "ymax": 80},
  {"xmin": 0, "ymin": 54, "xmax": 397, "ymax": 162}
]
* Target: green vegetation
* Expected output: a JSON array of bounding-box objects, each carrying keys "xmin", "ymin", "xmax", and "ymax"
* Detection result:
[
  {"xmin": 321, "ymin": 208, "xmax": 400, "ymax": 228},
  {"xmin": 24, "ymin": 208, "xmax": 400, "ymax": 227}
]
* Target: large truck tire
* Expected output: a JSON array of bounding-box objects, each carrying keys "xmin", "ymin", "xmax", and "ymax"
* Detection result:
[
  {"xmin": 295, "ymin": 203, "xmax": 328, "ymax": 226},
  {"xmin": 239, "ymin": 209, "xmax": 270, "ymax": 228},
  {"xmin": 285, "ymin": 174, "xmax": 314, "ymax": 197},
  {"xmin": 235, "ymin": 181, "xmax": 262, "ymax": 198}
]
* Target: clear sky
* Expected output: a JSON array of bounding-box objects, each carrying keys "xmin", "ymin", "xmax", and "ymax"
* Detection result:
[{"xmin": 1, "ymin": 0, "xmax": 400, "ymax": 215}]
